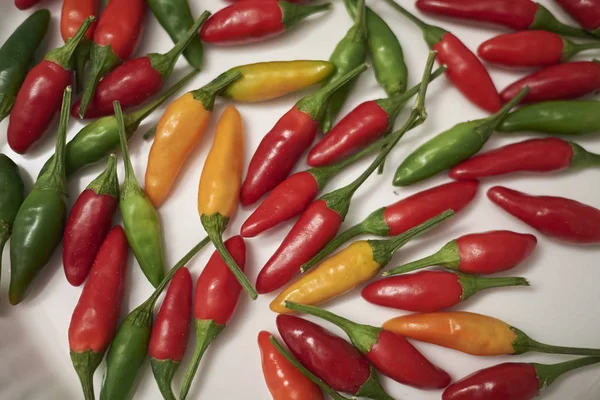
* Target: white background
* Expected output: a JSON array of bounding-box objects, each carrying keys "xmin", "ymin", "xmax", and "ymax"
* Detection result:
[{"xmin": 1, "ymin": 0, "xmax": 600, "ymax": 399}]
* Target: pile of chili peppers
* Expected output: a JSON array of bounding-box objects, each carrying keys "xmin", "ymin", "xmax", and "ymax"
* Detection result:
[{"xmin": 2, "ymin": 1, "xmax": 600, "ymax": 399}]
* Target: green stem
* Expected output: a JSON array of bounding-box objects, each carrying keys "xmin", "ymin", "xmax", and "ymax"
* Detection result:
[
  {"xmin": 459, "ymin": 274, "xmax": 529, "ymax": 301},
  {"xmin": 45, "ymin": 16, "xmax": 95, "ymax": 69},
  {"xmin": 512, "ymin": 327, "xmax": 600, "ymax": 356},
  {"xmin": 191, "ymin": 70, "xmax": 243, "ymax": 111},
  {"xmin": 482, "ymin": 86, "xmax": 529, "ymax": 129},
  {"xmin": 531, "ymin": 4, "xmax": 596, "ymax": 39},
  {"xmin": 114, "ymin": 101, "xmax": 140, "ymax": 195},
  {"xmin": 70, "ymin": 350, "xmax": 104, "ymax": 400},
  {"xmin": 280, "ymin": 2, "xmax": 332, "ymax": 30},
  {"xmin": 353, "ymin": 0, "xmax": 367, "ymax": 36},
  {"xmin": 79, "ymin": 43, "xmax": 121, "ymax": 118},
  {"xmin": 300, "ymin": 223, "xmax": 365, "ymax": 273},
  {"xmin": 382, "ymin": 0, "xmax": 447, "ymax": 47},
  {"xmin": 150, "ymin": 358, "xmax": 178, "ymax": 400},
  {"xmin": 569, "ymin": 142, "xmax": 600, "ymax": 169},
  {"xmin": 86, "ymin": 154, "xmax": 119, "ymax": 198},
  {"xmin": 534, "ymin": 357, "xmax": 600, "ymax": 390},
  {"xmin": 383, "ymin": 239, "xmax": 459, "ymax": 276}
]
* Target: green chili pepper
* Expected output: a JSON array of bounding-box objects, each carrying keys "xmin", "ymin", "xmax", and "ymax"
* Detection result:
[
  {"xmin": 344, "ymin": 0, "xmax": 407, "ymax": 96},
  {"xmin": 38, "ymin": 70, "xmax": 198, "ymax": 179},
  {"xmin": 499, "ymin": 100, "xmax": 600, "ymax": 136},
  {"xmin": 0, "ymin": 9, "xmax": 50, "ymax": 122},
  {"xmin": 320, "ymin": 0, "xmax": 368, "ymax": 133},
  {"xmin": 114, "ymin": 101, "xmax": 165, "ymax": 288},
  {"xmin": 99, "ymin": 236, "xmax": 211, "ymax": 400},
  {"xmin": 393, "ymin": 87, "xmax": 530, "ymax": 187},
  {"xmin": 9, "ymin": 87, "xmax": 72, "ymax": 305}
]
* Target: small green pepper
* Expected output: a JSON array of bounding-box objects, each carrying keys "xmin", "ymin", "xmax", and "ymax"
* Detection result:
[{"xmin": 0, "ymin": 154, "xmax": 25, "ymax": 286}]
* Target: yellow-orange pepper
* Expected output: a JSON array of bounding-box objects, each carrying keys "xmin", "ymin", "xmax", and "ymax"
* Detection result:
[
  {"xmin": 144, "ymin": 71, "xmax": 242, "ymax": 207},
  {"xmin": 270, "ymin": 211, "xmax": 454, "ymax": 313},
  {"xmin": 198, "ymin": 105, "xmax": 257, "ymax": 300},
  {"xmin": 221, "ymin": 61, "xmax": 335, "ymax": 102}
]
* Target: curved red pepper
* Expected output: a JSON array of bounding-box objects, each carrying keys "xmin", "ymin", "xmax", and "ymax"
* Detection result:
[
  {"xmin": 488, "ymin": 186, "xmax": 600, "ymax": 244},
  {"xmin": 500, "ymin": 61, "xmax": 600, "ymax": 103},
  {"xmin": 556, "ymin": 0, "xmax": 600, "ymax": 31},
  {"xmin": 15, "ymin": 0, "xmax": 42, "ymax": 10},
  {"xmin": 478, "ymin": 31, "xmax": 565, "ymax": 67},
  {"xmin": 61, "ymin": 0, "xmax": 99, "ymax": 42},
  {"xmin": 94, "ymin": 0, "xmax": 145, "ymax": 60}
]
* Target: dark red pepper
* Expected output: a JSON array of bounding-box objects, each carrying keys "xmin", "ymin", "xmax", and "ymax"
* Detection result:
[
  {"xmin": 443, "ymin": 357, "xmax": 600, "ymax": 400},
  {"xmin": 63, "ymin": 154, "xmax": 119, "ymax": 286},
  {"xmin": 15, "ymin": 0, "xmax": 42, "ymax": 9},
  {"xmin": 7, "ymin": 17, "xmax": 94, "ymax": 154},
  {"xmin": 500, "ymin": 61, "xmax": 600, "ymax": 103},
  {"xmin": 450, "ymin": 138, "xmax": 600, "ymax": 180},
  {"xmin": 556, "ymin": 0, "xmax": 600, "ymax": 31},
  {"xmin": 488, "ymin": 186, "xmax": 600, "ymax": 244},
  {"xmin": 363, "ymin": 270, "xmax": 529, "ymax": 313},
  {"xmin": 240, "ymin": 64, "xmax": 367, "ymax": 206},
  {"xmin": 149, "ymin": 267, "xmax": 193, "ymax": 400},
  {"xmin": 200, "ymin": 0, "xmax": 331, "ymax": 45}
]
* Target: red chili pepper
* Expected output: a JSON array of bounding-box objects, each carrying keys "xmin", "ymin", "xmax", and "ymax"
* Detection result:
[
  {"xmin": 363, "ymin": 270, "xmax": 529, "ymax": 312},
  {"xmin": 15, "ymin": 0, "xmax": 42, "ymax": 9},
  {"xmin": 556, "ymin": 0, "xmax": 600, "ymax": 31},
  {"xmin": 200, "ymin": 0, "xmax": 331, "ymax": 45},
  {"xmin": 276, "ymin": 314, "xmax": 393, "ymax": 399},
  {"xmin": 149, "ymin": 267, "xmax": 193, "ymax": 400},
  {"xmin": 179, "ymin": 235, "xmax": 246, "ymax": 400},
  {"xmin": 240, "ymin": 64, "xmax": 367, "ymax": 205},
  {"xmin": 450, "ymin": 138, "xmax": 600, "ymax": 180},
  {"xmin": 488, "ymin": 186, "xmax": 600, "ymax": 244},
  {"xmin": 7, "ymin": 17, "xmax": 94, "ymax": 154},
  {"xmin": 72, "ymin": 13, "xmax": 209, "ymax": 119},
  {"xmin": 68, "ymin": 226, "xmax": 128, "ymax": 400},
  {"xmin": 63, "ymin": 154, "xmax": 119, "ymax": 287},
  {"xmin": 500, "ymin": 61, "xmax": 600, "ymax": 103}
]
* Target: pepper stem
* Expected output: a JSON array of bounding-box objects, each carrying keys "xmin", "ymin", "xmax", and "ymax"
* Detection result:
[
  {"xmin": 86, "ymin": 154, "xmax": 119, "ymax": 198},
  {"xmin": 114, "ymin": 101, "xmax": 141, "ymax": 196},
  {"xmin": 483, "ymin": 86, "xmax": 530, "ymax": 128},
  {"xmin": 383, "ymin": 239, "xmax": 460, "ymax": 276},
  {"xmin": 382, "ymin": 0, "xmax": 447, "ymax": 47},
  {"xmin": 356, "ymin": 369, "xmax": 395, "ymax": 400},
  {"xmin": 150, "ymin": 358, "xmax": 179, "ymax": 400},
  {"xmin": 531, "ymin": 4, "xmax": 596, "ymax": 39},
  {"xmin": 79, "ymin": 43, "xmax": 121, "ymax": 118},
  {"xmin": 512, "ymin": 327, "xmax": 600, "ymax": 356},
  {"xmin": 191, "ymin": 71, "xmax": 243, "ymax": 111},
  {"xmin": 459, "ymin": 273, "xmax": 529, "ymax": 301},
  {"xmin": 45, "ymin": 16, "xmax": 95, "ymax": 70},
  {"xmin": 534, "ymin": 357, "xmax": 600, "ymax": 391},
  {"xmin": 179, "ymin": 319, "xmax": 226, "ymax": 400},
  {"xmin": 280, "ymin": 2, "xmax": 332, "ymax": 30},
  {"xmin": 70, "ymin": 350, "xmax": 104, "ymax": 400},
  {"xmin": 569, "ymin": 142, "xmax": 600, "ymax": 169}
]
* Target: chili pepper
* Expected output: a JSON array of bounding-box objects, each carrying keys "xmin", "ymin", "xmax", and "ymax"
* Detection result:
[
  {"xmin": 69, "ymin": 226, "xmax": 128, "ymax": 400},
  {"xmin": 147, "ymin": 0, "xmax": 205, "ymax": 69},
  {"xmin": 363, "ymin": 271, "xmax": 529, "ymax": 313},
  {"xmin": 385, "ymin": 230, "xmax": 537, "ymax": 276},
  {"xmin": 7, "ymin": 17, "xmax": 94, "ymax": 154},
  {"xmin": 114, "ymin": 102, "xmax": 165, "ymax": 288},
  {"xmin": 200, "ymin": 0, "xmax": 331, "ymax": 45},
  {"xmin": 344, "ymin": 0, "xmax": 407, "ymax": 96},
  {"xmin": 301, "ymin": 180, "xmax": 477, "ymax": 273},
  {"xmin": 498, "ymin": 100, "xmax": 600, "ymax": 136},
  {"xmin": 79, "ymin": 0, "xmax": 146, "ymax": 118},
  {"xmin": 39, "ymin": 70, "xmax": 198, "ymax": 178},
  {"xmin": 179, "ymin": 236, "xmax": 247, "ymax": 400},
  {"xmin": 258, "ymin": 331, "xmax": 324, "ymax": 400},
  {"xmin": 149, "ymin": 268, "xmax": 193, "ymax": 400},
  {"xmin": 0, "ymin": 9, "xmax": 49, "ymax": 122},
  {"xmin": 320, "ymin": 0, "xmax": 368, "ymax": 134},
  {"xmin": 488, "ymin": 186, "xmax": 600, "ymax": 244},
  {"xmin": 72, "ymin": 13, "xmax": 210, "ymax": 119},
  {"xmin": 0, "ymin": 154, "xmax": 25, "ymax": 286},
  {"xmin": 383, "ymin": 0, "xmax": 501, "ymax": 113},
  {"xmin": 15, "ymin": 0, "xmax": 42, "ymax": 9},
  {"xmin": 393, "ymin": 86, "xmax": 529, "ymax": 187},
  {"xmin": 450, "ymin": 138, "xmax": 600, "ymax": 180},
  {"xmin": 99, "ymin": 236, "xmax": 210, "ymax": 400},
  {"xmin": 63, "ymin": 155, "xmax": 119, "ymax": 287},
  {"xmin": 556, "ymin": 0, "xmax": 600, "ymax": 31},
  {"xmin": 285, "ymin": 301, "xmax": 451, "ymax": 389},
  {"xmin": 8, "ymin": 87, "xmax": 71, "ymax": 305},
  {"xmin": 384, "ymin": 311, "xmax": 600, "ymax": 356},
  {"xmin": 277, "ymin": 314, "xmax": 394, "ymax": 399},
  {"xmin": 443, "ymin": 357, "xmax": 600, "ymax": 400},
  {"xmin": 271, "ymin": 211, "xmax": 453, "ymax": 312},
  {"xmin": 145, "ymin": 72, "xmax": 241, "ymax": 207},
  {"xmin": 240, "ymin": 64, "xmax": 368, "ymax": 206},
  {"xmin": 500, "ymin": 61, "xmax": 600, "ymax": 104},
  {"xmin": 256, "ymin": 54, "xmax": 436, "ymax": 294},
  {"xmin": 416, "ymin": 0, "xmax": 596, "ymax": 38}
]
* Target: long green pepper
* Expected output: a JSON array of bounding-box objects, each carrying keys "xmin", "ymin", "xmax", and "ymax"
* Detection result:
[{"xmin": 9, "ymin": 87, "xmax": 72, "ymax": 305}]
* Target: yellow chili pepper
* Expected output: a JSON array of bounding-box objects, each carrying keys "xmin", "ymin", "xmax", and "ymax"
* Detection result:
[
  {"xmin": 144, "ymin": 71, "xmax": 242, "ymax": 208},
  {"xmin": 383, "ymin": 311, "xmax": 600, "ymax": 357},
  {"xmin": 198, "ymin": 105, "xmax": 257, "ymax": 300},
  {"xmin": 221, "ymin": 60, "xmax": 335, "ymax": 102},
  {"xmin": 270, "ymin": 211, "xmax": 453, "ymax": 313}
]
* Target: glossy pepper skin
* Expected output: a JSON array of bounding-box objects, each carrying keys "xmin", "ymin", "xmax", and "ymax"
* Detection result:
[
  {"xmin": 363, "ymin": 270, "xmax": 529, "ymax": 312},
  {"xmin": 0, "ymin": 9, "xmax": 50, "ymax": 122},
  {"xmin": 72, "ymin": 13, "xmax": 210, "ymax": 119},
  {"xmin": 501, "ymin": 61, "xmax": 600, "ymax": 104},
  {"xmin": 443, "ymin": 357, "xmax": 600, "ymax": 400},
  {"xmin": 63, "ymin": 155, "xmax": 119, "ymax": 287},
  {"xmin": 200, "ymin": 0, "xmax": 331, "ymax": 45},
  {"xmin": 9, "ymin": 87, "xmax": 72, "ymax": 305},
  {"xmin": 0, "ymin": 155, "xmax": 25, "ymax": 285},
  {"xmin": 7, "ymin": 17, "xmax": 94, "ymax": 154},
  {"xmin": 15, "ymin": 0, "xmax": 42, "ymax": 9},
  {"xmin": 386, "ymin": 230, "xmax": 537, "ymax": 276},
  {"xmin": 488, "ymin": 186, "xmax": 600, "ymax": 244},
  {"xmin": 69, "ymin": 226, "xmax": 128, "ymax": 400},
  {"xmin": 145, "ymin": 71, "xmax": 241, "ymax": 207},
  {"xmin": 179, "ymin": 236, "xmax": 247, "ymax": 400},
  {"xmin": 556, "ymin": 0, "xmax": 600, "ymax": 31},
  {"xmin": 450, "ymin": 138, "xmax": 600, "ymax": 180},
  {"xmin": 149, "ymin": 268, "xmax": 193, "ymax": 400}
]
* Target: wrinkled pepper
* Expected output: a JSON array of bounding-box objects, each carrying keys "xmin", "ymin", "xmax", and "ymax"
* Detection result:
[{"xmin": 0, "ymin": 154, "xmax": 25, "ymax": 286}]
